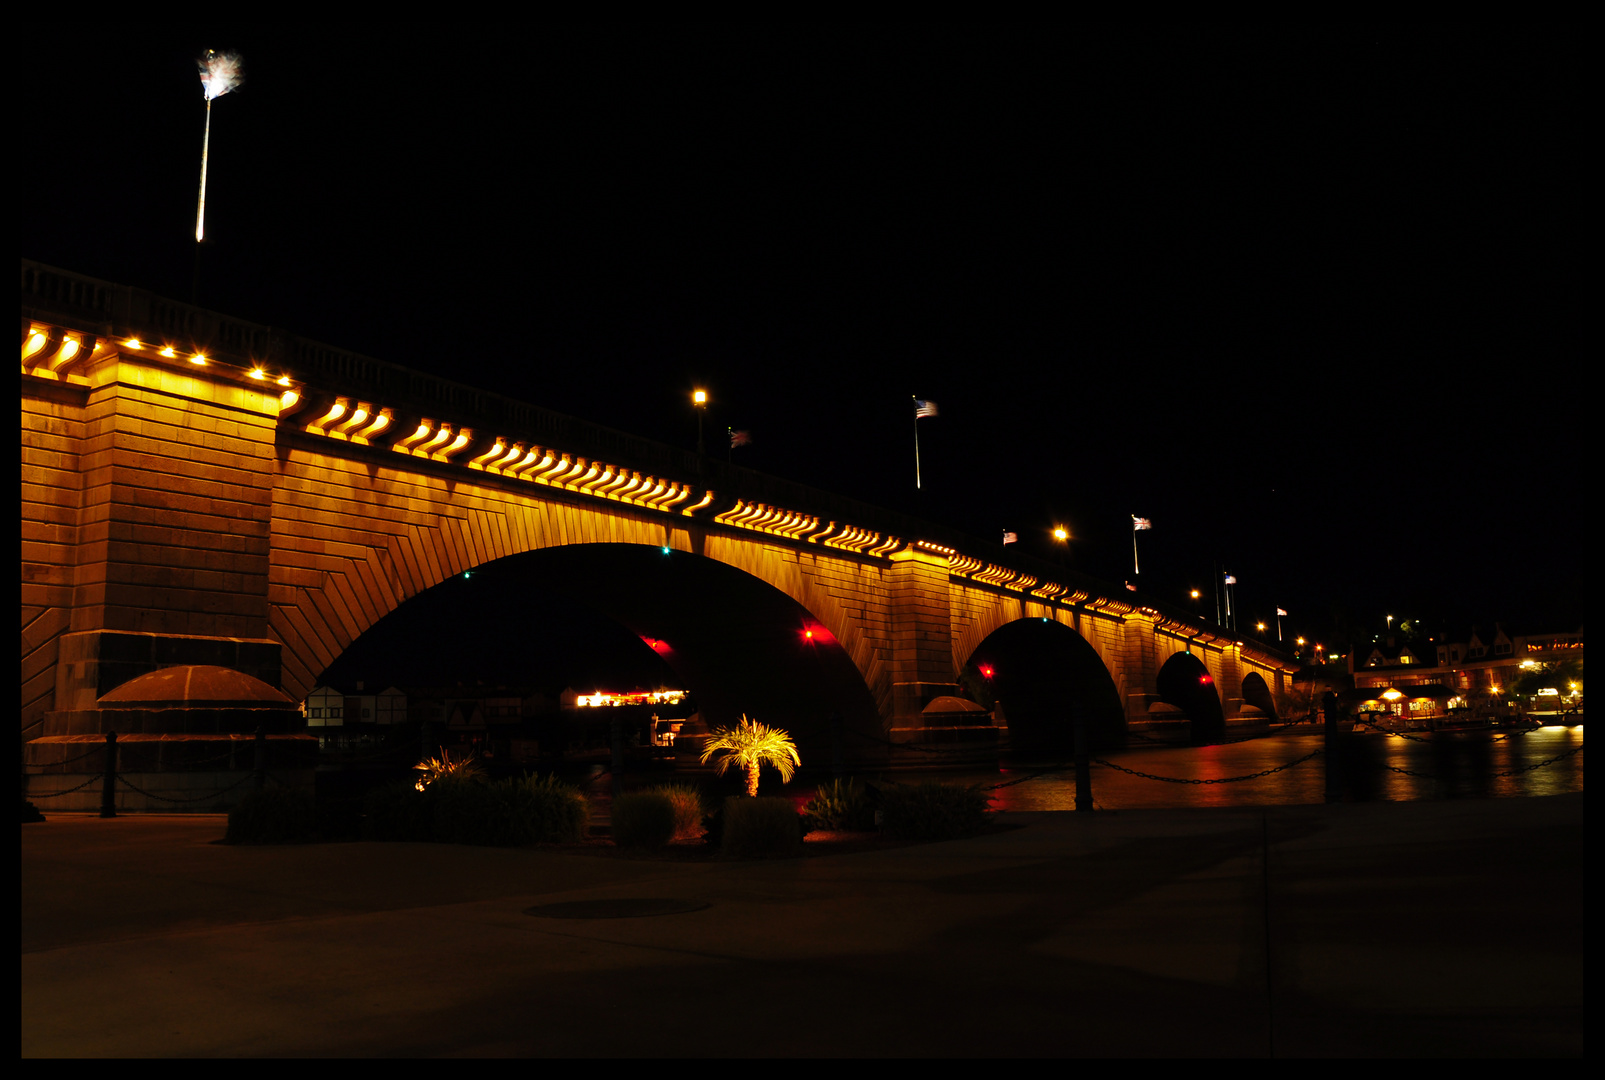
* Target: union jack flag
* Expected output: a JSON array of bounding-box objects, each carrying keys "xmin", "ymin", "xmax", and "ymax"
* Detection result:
[
  {"xmin": 1132, "ymin": 516, "xmax": 1151, "ymax": 530},
  {"xmin": 914, "ymin": 399, "xmax": 938, "ymax": 418},
  {"xmin": 1276, "ymin": 608, "xmax": 1287, "ymax": 616},
  {"xmin": 729, "ymin": 429, "xmax": 752, "ymax": 448}
]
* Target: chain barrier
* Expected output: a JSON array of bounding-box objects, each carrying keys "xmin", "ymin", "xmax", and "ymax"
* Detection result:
[
  {"xmin": 23, "ymin": 773, "xmax": 104, "ymax": 799},
  {"xmin": 1376, "ymin": 741, "xmax": 1584, "ymax": 780},
  {"xmin": 178, "ymin": 744, "xmax": 252, "ymax": 768},
  {"xmin": 20, "ymin": 744, "xmax": 106, "ymax": 771},
  {"xmin": 1093, "ymin": 747, "xmax": 1325, "ymax": 785},
  {"xmin": 113, "ymin": 770, "xmax": 256, "ymax": 804}
]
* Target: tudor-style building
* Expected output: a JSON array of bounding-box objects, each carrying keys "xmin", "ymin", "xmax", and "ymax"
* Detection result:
[{"xmin": 1351, "ymin": 625, "xmax": 1583, "ymax": 720}]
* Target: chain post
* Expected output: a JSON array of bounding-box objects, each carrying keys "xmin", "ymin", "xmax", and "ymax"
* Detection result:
[{"xmin": 100, "ymin": 731, "xmax": 118, "ymax": 818}]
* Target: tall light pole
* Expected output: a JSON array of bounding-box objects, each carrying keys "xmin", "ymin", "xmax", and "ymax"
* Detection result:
[{"xmin": 692, "ymin": 389, "xmax": 707, "ymax": 457}]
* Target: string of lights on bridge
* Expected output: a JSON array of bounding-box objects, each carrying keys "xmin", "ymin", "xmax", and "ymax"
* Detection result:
[{"xmin": 23, "ymin": 317, "xmax": 1290, "ymax": 665}]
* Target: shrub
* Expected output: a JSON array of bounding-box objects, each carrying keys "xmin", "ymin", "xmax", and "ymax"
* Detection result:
[
  {"xmin": 801, "ymin": 777, "xmax": 877, "ymax": 832},
  {"xmin": 645, "ymin": 783, "xmax": 707, "ymax": 840},
  {"xmin": 720, "ymin": 795, "xmax": 802, "ymax": 858},
  {"xmin": 611, "ymin": 792, "xmax": 676, "ymax": 848},
  {"xmin": 360, "ymin": 773, "xmax": 588, "ymax": 846},
  {"xmin": 429, "ymin": 775, "xmax": 515, "ymax": 845},
  {"xmin": 514, "ymin": 773, "xmax": 589, "ymax": 844},
  {"xmin": 879, "ymin": 782, "xmax": 992, "ymax": 842},
  {"xmin": 226, "ymin": 785, "xmax": 317, "ymax": 844}
]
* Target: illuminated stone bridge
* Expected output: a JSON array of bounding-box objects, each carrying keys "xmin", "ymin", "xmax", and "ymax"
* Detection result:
[{"xmin": 21, "ymin": 260, "xmax": 1295, "ymax": 769}]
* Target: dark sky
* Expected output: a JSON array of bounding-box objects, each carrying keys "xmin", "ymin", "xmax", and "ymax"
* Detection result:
[{"xmin": 22, "ymin": 26, "xmax": 1585, "ymax": 655}]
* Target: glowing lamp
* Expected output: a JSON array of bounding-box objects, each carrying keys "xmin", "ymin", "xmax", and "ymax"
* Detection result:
[
  {"xmin": 1053, "ymin": 527, "xmax": 1068, "ymax": 541},
  {"xmin": 190, "ymin": 355, "xmax": 208, "ymax": 365},
  {"xmin": 277, "ymin": 375, "xmax": 292, "ymax": 387},
  {"xmin": 1382, "ymin": 689, "xmax": 1404, "ymax": 701},
  {"xmin": 693, "ymin": 390, "xmax": 707, "ymax": 405},
  {"xmin": 160, "ymin": 347, "xmax": 177, "ymax": 358},
  {"xmin": 249, "ymin": 369, "xmax": 267, "ymax": 380},
  {"xmin": 1199, "ymin": 674, "xmax": 1213, "ymax": 685},
  {"xmin": 123, "ymin": 338, "xmax": 142, "ymax": 349}
]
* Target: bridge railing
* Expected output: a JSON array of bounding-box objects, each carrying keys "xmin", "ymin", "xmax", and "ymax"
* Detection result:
[{"xmin": 23, "ymin": 258, "xmax": 1291, "ymax": 665}]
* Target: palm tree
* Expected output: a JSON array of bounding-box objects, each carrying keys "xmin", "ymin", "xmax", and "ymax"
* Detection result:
[{"xmin": 699, "ymin": 715, "xmax": 800, "ymax": 797}]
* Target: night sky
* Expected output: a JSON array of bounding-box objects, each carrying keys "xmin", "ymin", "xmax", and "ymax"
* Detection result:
[{"xmin": 22, "ymin": 27, "xmax": 1585, "ymax": 667}]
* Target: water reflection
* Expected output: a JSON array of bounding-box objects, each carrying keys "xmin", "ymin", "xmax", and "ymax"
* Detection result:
[{"xmin": 892, "ymin": 726, "xmax": 1585, "ymax": 812}]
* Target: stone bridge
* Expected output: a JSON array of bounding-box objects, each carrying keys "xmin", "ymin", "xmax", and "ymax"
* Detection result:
[{"xmin": 22, "ymin": 260, "xmax": 1296, "ymax": 767}]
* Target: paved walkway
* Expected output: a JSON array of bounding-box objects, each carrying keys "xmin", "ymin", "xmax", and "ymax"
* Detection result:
[{"xmin": 22, "ymin": 793, "xmax": 1583, "ymax": 1057}]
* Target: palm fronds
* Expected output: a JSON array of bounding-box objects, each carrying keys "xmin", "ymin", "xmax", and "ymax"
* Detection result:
[
  {"xmin": 699, "ymin": 715, "xmax": 801, "ymax": 796},
  {"xmin": 413, "ymin": 746, "xmax": 485, "ymax": 791}
]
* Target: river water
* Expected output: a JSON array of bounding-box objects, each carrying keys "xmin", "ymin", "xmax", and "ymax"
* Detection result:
[{"xmin": 872, "ymin": 724, "xmax": 1585, "ymax": 812}]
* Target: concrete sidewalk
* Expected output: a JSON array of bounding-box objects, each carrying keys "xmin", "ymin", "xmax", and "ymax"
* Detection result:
[{"xmin": 22, "ymin": 794, "xmax": 1584, "ymax": 1057}]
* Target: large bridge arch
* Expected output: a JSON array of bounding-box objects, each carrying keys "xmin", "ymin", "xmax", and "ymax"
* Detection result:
[
  {"xmin": 268, "ymin": 447, "xmax": 892, "ymax": 754},
  {"xmin": 963, "ymin": 617, "xmax": 1125, "ymax": 751},
  {"xmin": 310, "ymin": 541, "xmax": 884, "ymax": 761}
]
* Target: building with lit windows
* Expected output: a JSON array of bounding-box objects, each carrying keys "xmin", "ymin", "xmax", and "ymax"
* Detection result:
[{"xmin": 1350, "ymin": 625, "xmax": 1583, "ymax": 721}]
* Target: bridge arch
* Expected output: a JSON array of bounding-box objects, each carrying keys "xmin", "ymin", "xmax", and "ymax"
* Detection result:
[
  {"xmin": 311, "ymin": 542, "xmax": 882, "ymax": 761},
  {"xmin": 268, "ymin": 447, "xmax": 897, "ymax": 739},
  {"xmin": 1155, "ymin": 650, "xmax": 1227, "ymax": 743},
  {"xmin": 963, "ymin": 617, "xmax": 1125, "ymax": 752},
  {"xmin": 1241, "ymin": 671, "xmax": 1277, "ymax": 720}
]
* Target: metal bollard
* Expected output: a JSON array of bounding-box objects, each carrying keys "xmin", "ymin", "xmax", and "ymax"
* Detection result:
[{"xmin": 100, "ymin": 730, "xmax": 118, "ymax": 818}]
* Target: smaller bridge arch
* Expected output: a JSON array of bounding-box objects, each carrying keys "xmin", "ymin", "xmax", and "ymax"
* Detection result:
[
  {"xmin": 964, "ymin": 617, "xmax": 1125, "ymax": 751},
  {"xmin": 1155, "ymin": 650, "xmax": 1227, "ymax": 743}
]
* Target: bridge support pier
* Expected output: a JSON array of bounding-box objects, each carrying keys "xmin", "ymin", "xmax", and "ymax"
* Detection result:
[{"xmin": 887, "ymin": 546, "xmax": 959, "ymax": 741}]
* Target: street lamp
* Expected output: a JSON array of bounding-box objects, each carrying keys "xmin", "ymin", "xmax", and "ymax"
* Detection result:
[{"xmin": 692, "ymin": 389, "xmax": 707, "ymax": 456}]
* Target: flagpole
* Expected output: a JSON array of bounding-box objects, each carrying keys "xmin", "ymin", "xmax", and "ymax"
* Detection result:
[
  {"xmin": 1214, "ymin": 563, "xmax": 1222, "ymax": 627},
  {"xmin": 1132, "ymin": 523, "xmax": 1139, "ymax": 576},
  {"xmin": 912, "ymin": 396, "xmax": 921, "ymax": 490}
]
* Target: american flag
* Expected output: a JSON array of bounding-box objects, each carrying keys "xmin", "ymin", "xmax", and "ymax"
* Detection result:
[
  {"xmin": 1224, "ymin": 574, "xmax": 1237, "ymax": 584},
  {"xmin": 1132, "ymin": 516, "xmax": 1151, "ymax": 530},
  {"xmin": 914, "ymin": 399, "xmax": 938, "ymax": 418},
  {"xmin": 1002, "ymin": 531, "xmax": 1017, "ymax": 545},
  {"xmin": 729, "ymin": 429, "xmax": 752, "ymax": 448}
]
